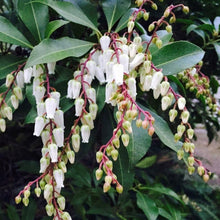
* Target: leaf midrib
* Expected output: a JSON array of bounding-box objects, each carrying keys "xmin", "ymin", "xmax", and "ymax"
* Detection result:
[{"xmin": 31, "ymin": 3, "xmax": 42, "ymax": 42}]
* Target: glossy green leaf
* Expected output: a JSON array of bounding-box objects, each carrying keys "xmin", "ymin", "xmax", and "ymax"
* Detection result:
[
  {"xmin": 214, "ymin": 16, "xmax": 220, "ymax": 32},
  {"xmin": 17, "ymin": 0, "xmax": 49, "ymax": 42},
  {"xmin": 152, "ymin": 41, "xmax": 205, "ymax": 75},
  {"xmin": 136, "ymin": 192, "xmax": 159, "ymax": 220},
  {"xmin": 0, "ymin": 55, "xmax": 26, "ymax": 79},
  {"xmin": 25, "ymin": 37, "xmax": 94, "ymax": 68},
  {"xmin": 101, "ymin": 0, "xmax": 131, "ymax": 32},
  {"xmin": 115, "ymin": 8, "xmax": 136, "ymax": 32},
  {"xmin": 0, "ymin": 16, "xmax": 33, "ymax": 48},
  {"xmin": 212, "ymin": 42, "xmax": 220, "ymax": 61},
  {"xmin": 7, "ymin": 205, "xmax": 19, "ymax": 220},
  {"xmin": 136, "ymin": 155, "xmax": 157, "ymax": 168},
  {"xmin": 126, "ymin": 121, "xmax": 152, "ymax": 167},
  {"xmin": 96, "ymin": 84, "xmax": 106, "ymax": 113},
  {"xmin": 158, "ymin": 208, "xmax": 173, "ymax": 220},
  {"xmin": 197, "ymin": 24, "xmax": 215, "ymax": 33},
  {"xmin": 166, "ymin": 204, "xmax": 182, "ymax": 220},
  {"xmin": 33, "ymin": 0, "xmax": 100, "ymax": 34},
  {"xmin": 45, "ymin": 20, "xmax": 69, "ymax": 38},
  {"xmin": 25, "ymin": 107, "xmax": 37, "ymax": 124},
  {"xmin": 60, "ymin": 97, "xmax": 74, "ymax": 113}
]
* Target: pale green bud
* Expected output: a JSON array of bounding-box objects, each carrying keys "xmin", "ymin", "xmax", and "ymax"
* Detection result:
[
  {"xmin": 111, "ymin": 149, "xmax": 118, "ymax": 161},
  {"xmin": 143, "ymin": 60, "xmax": 151, "ymax": 74},
  {"xmin": 89, "ymin": 103, "xmax": 98, "ymax": 120},
  {"xmin": 6, "ymin": 74, "xmax": 14, "ymax": 87},
  {"xmin": 197, "ymin": 166, "xmax": 205, "ymax": 176},
  {"xmin": 136, "ymin": 119, "xmax": 142, "ymax": 127},
  {"xmin": 103, "ymin": 182, "xmax": 111, "ymax": 193},
  {"xmin": 45, "ymin": 204, "xmax": 54, "ymax": 216},
  {"xmin": 177, "ymin": 149, "xmax": 184, "ymax": 160},
  {"xmin": 160, "ymin": 81, "xmax": 170, "ymax": 96},
  {"xmin": 203, "ymin": 174, "xmax": 209, "ymax": 182},
  {"xmin": 181, "ymin": 110, "xmax": 190, "ymax": 124},
  {"xmin": 39, "ymin": 179, "xmax": 46, "ymax": 190},
  {"xmin": 0, "ymin": 118, "xmax": 6, "ymax": 132},
  {"xmin": 127, "ymin": 21, "xmax": 134, "ymax": 33},
  {"xmin": 15, "ymin": 195, "xmax": 21, "ymax": 204},
  {"xmin": 106, "ymin": 145, "xmax": 113, "ymax": 156},
  {"xmin": 71, "ymin": 134, "xmax": 80, "ymax": 152},
  {"xmin": 189, "ymin": 143, "xmax": 195, "ymax": 153},
  {"xmin": 112, "ymin": 138, "xmax": 120, "ymax": 149},
  {"xmin": 188, "ymin": 156, "xmax": 194, "ymax": 166},
  {"xmin": 182, "ymin": 6, "xmax": 189, "ymax": 14},
  {"xmin": 166, "ymin": 25, "xmax": 172, "ymax": 33},
  {"xmin": 161, "ymin": 96, "xmax": 171, "ymax": 111},
  {"xmin": 105, "ymin": 175, "xmax": 112, "ymax": 184},
  {"xmin": 156, "ymin": 39, "xmax": 162, "ymax": 49},
  {"xmin": 57, "ymin": 196, "xmax": 66, "ymax": 210},
  {"xmin": 67, "ymin": 150, "xmax": 75, "ymax": 164},
  {"xmin": 61, "ymin": 212, "xmax": 72, "ymax": 220},
  {"xmin": 24, "ymin": 189, "xmax": 30, "ymax": 198},
  {"xmin": 169, "ymin": 109, "xmax": 177, "ymax": 122},
  {"xmin": 188, "ymin": 166, "xmax": 195, "ymax": 175},
  {"xmin": 122, "ymin": 120, "xmax": 132, "ymax": 133},
  {"xmin": 174, "ymin": 133, "xmax": 181, "ymax": 142},
  {"xmin": 178, "ymin": 97, "xmax": 186, "ymax": 110},
  {"xmin": 34, "ymin": 187, "xmax": 41, "ymax": 197},
  {"xmin": 116, "ymin": 184, "xmax": 123, "ymax": 194},
  {"xmin": 96, "ymin": 169, "xmax": 103, "ymax": 180},
  {"xmin": 10, "ymin": 94, "xmax": 19, "ymax": 109},
  {"xmin": 106, "ymin": 160, "xmax": 113, "ymax": 170},
  {"xmin": 121, "ymin": 133, "xmax": 129, "ymax": 147},
  {"xmin": 183, "ymin": 142, "xmax": 190, "ymax": 152},
  {"xmin": 164, "ymin": 9, "xmax": 170, "ymax": 18},
  {"xmin": 116, "ymin": 129, "xmax": 122, "ymax": 138},
  {"xmin": 177, "ymin": 124, "xmax": 186, "ymax": 136},
  {"xmin": 22, "ymin": 197, "xmax": 29, "ymax": 207},
  {"xmin": 116, "ymin": 111, "xmax": 122, "ymax": 122},
  {"xmin": 13, "ymin": 86, "xmax": 23, "ymax": 100},
  {"xmin": 58, "ymin": 161, "xmax": 67, "ymax": 173},
  {"xmin": 151, "ymin": 3, "xmax": 158, "ymax": 10},
  {"xmin": 143, "ymin": 12, "xmax": 150, "ymax": 21},
  {"xmin": 148, "ymin": 23, "xmax": 155, "ymax": 32},
  {"xmin": 187, "ymin": 128, "xmax": 194, "ymax": 139},
  {"xmin": 96, "ymin": 151, "xmax": 103, "ymax": 163},
  {"xmin": 4, "ymin": 106, "xmax": 12, "ymax": 120}
]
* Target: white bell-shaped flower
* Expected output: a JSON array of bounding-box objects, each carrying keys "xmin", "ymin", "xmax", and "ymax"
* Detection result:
[
  {"xmin": 120, "ymin": 44, "xmax": 129, "ymax": 55},
  {"xmin": 75, "ymin": 98, "xmax": 84, "ymax": 116},
  {"xmin": 54, "ymin": 110, "xmax": 64, "ymax": 128},
  {"xmin": 86, "ymin": 60, "xmax": 96, "ymax": 78},
  {"xmin": 129, "ymin": 53, "xmax": 145, "ymax": 71},
  {"xmin": 41, "ymin": 130, "xmax": 50, "ymax": 146},
  {"xmin": 81, "ymin": 125, "xmax": 90, "ymax": 143},
  {"xmin": 67, "ymin": 79, "xmax": 73, "ymax": 98},
  {"xmin": 181, "ymin": 110, "xmax": 190, "ymax": 124},
  {"xmin": 37, "ymin": 102, "xmax": 46, "ymax": 116},
  {"xmin": 34, "ymin": 86, "xmax": 46, "ymax": 103},
  {"xmin": 161, "ymin": 96, "xmax": 171, "ymax": 111},
  {"xmin": 106, "ymin": 61, "xmax": 114, "ymax": 82},
  {"xmin": 0, "ymin": 118, "xmax": 6, "ymax": 132},
  {"xmin": 129, "ymin": 43, "xmax": 137, "ymax": 58},
  {"xmin": 143, "ymin": 75, "xmax": 152, "ymax": 91},
  {"xmin": 40, "ymin": 157, "xmax": 49, "ymax": 173},
  {"xmin": 71, "ymin": 134, "xmax": 80, "ymax": 152},
  {"xmin": 83, "ymin": 74, "xmax": 93, "ymax": 91},
  {"xmin": 24, "ymin": 67, "xmax": 33, "ymax": 83},
  {"xmin": 44, "ymin": 184, "xmax": 53, "ymax": 201},
  {"xmin": 13, "ymin": 86, "xmax": 23, "ymax": 100},
  {"xmin": 151, "ymin": 71, "xmax": 163, "ymax": 90},
  {"xmin": 45, "ymin": 97, "xmax": 57, "ymax": 119},
  {"xmin": 153, "ymin": 84, "xmax": 161, "ymax": 99},
  {"xmin": 16, "ymin": 71, "xmax": 24, "ymax": 88},
  {"xmin": 83, "ymin": 113, "xmax": 94, "ymax": 129},
  {"xmin": 95, "ymin": 66, "xmax": 105, "ymax": 84},
  {"xmin": 67, "ymin": 150, "xmax": 75, "ymax": 164},
  {"xmin": 113, "ymin": 63, "xmax": 124, "ymax": 86},
  {"xmin": 53, "ymin": 169, "xmax": 64, "ymax": 188},
  {"xmin": 53, "ymin": 128, "xmax": 64, "ymax": 147},
  {"xmin": 33, "ymin": 77, "xmax": 42, "ymax": 96},
  {"xmin": 160, "ymin": 81, "xmax": 170, "ymax": 96},
  {"xmin": 72, "ymin": 80, "xmax": 81, "ymax": 99},
  {"xmin": 100, "ymin": 35, "xmax": 111, "ymax": 51},
  {"xmin": 119, "ymin": 54, "xmax": 129, "ymax": 73},
  {"xmin": 4, "ymin": 107, "xmax": 12, "ymax": 120},
  {"xmin": 48, "ymin": 143, "xmax": 58, "ymax": 162},
  {"xmin": 89, "ymin": 103, "xmax": 98, "ymax": 120},
  {"xmin": 98, "ymin": 54, "xmax": 104, "ymax": 71},
  {"xmin": 86, "ymin": 88, "xmax": 96, "ymax": 103},
  {"xmin": 73, "ymin": 70, "xmax": 81, "ymax": 81},
  {"xmin": 33, "ymin": 65, "xmax": 43, "ymax": 77},
  {"xmin": 127, "ymin": 77, "xmax": 137, "ymax": 99},
  {"xmin": 33, "ymin": 116, "xmax": 45, "ymax": 136},
  {"xmin": 103, "ymin": 49, "xmax": 114, "ymax": 70},
  {"xmin": 47, "ymin": 62, "xmax": 56, "ymax": 74},
  {"xmin": 105, "ymin": 82, "xmax": 117, "ymax": 105},
  {"xmin": 51, "ymin": 91, "xmax": 60, "ymax": 109},
  {"xmin": 10, "ymin": 95, "xmax": 19, "ymax": 109},
  {"xmin": 91, "ymin": 49, "xmax": 101, "ymax": 63}
]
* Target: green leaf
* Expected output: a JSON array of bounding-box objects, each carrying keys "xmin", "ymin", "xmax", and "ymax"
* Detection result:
[
  {"xmin": 212, "ymin": 42, "xmax": 220, "ymax": 61},
  {"xmin": 17, "ymin": 0, "xmax": 49, "ymax": 42},
  {"xmin": 136, "ymin": 192, "xmax": 159, "ymax": 220},
  {"xmin": 136, "ymin": 155, "xmax": 157, "ymax": 168},
  {"xmin": 6, "ymin": 205, "xmax": 19, "ymax": 220},
  {"xmin": 140, "ymin": 185, "xmax": 183, "ymax": 203},
  {"xmin": 166, "ymin": 204, "xmax": 182, "ymax": 220},
  {"xmin": 137, "ymin": 103, "xmax": 182, "ymax": 152},
  {"xmin": 25, "ymin": 37, "xmax": 94, "ymax": 68},
  {"xmin": 60, "ymin": 96, "xmax": 74, "ymax": 113},
  {"xmin": 45, "ymin": 20, "xmax": 69, "ymax": 39},
  {"xmin": 16, "ymin": 160, "xmax": 39, "ymax": 174},
  {"xmin": 96, "ymin": 84, "xmax": 106, "ymax": 114},
  {"xmin": 24, "ymin": 107, "xmax": 37, "ymax": 124},
  {"xmin": 0, "ymin": 16, "xmax": 33, "ymax": 48},
  {"xmin": 101, "ymin": 0, "xmax": 131, "ymax": 32},
  {"xmin": 168, "ymin": 75, "xmax": 186, "ymax": 96},
  {"xmin": 33, "ymin": 0, "xmax": 100, "ymax": 35},
  {"xmin": 0, "ymin": 55, "xmax": 26, "ymax": 79},
  {"xmin": 115, "ymin": 8, "xmax": 137, "ymax": 32},
  {"xmin": 158, "ymin": 208, "xmax": 173, "ymax": 220},
  {"xmin": 152, "ymin": 41, "xmax": 205, "ymax": 75},
  {"xmin": 126, "ymin": 121, "xmax": 152, "ymax": 167}
]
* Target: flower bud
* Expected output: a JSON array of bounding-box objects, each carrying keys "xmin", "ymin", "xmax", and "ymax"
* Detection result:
[
  {"xmin": 53, "ymin": 128, "xmax": 64, "ymax": 147},
  {"xmin": 169, "ymin": 109, "xmax": 177, "ymax": 122},
  {"xmin": 57, "ymin": 196, "xmax": 66, "ymax": 210},
  {"xmin": 67, "ymin": 150, "xmax": 75, "ymax": 164},
  {"xmin": 105, "ymin": 175, "xmax": 112, "ymax": 184},
  {"xmin": 103, "ymin": 182, "xmax": 111, "ymax": 193},
  {"xmin": 96, "ymin": 151, "xmax": 103, "ymax": 163},
  {"xmin": 47, "ymin": 62, "xmax": 56, "ymax": 74},
  {"xmin": 34, "ymin": 86, "xmax": 46, "ymax": 103},
  {"xmin": 143, "ymin": 75, "xmax": 152, "ymax": 91},
  {"xmin": 148, "ymin": 126, "xmax": 155, "ymax": 136},
  {"xmin": 116, "ymin": 111, "xmax": 122, "ymax": 122},
  {"xmin": 164, "ymin": 9, "xmax": 170, "ymax": 17},
  {"xmin": 187, "ymin": 128, "xmax": 194, "ymax": 139},
  {"xmin": 188, "ymin": 156, "xmax": 194, "ymax": 166},
  {"xmin": 6, "ymin": 74, "xmax": 14, "ymax": 87},
  {"xmin": 135, "ymin": 0, "xmax": 143, "ymax": 7},
  {"xmin": 71, "ymin": 134, "xmax": 80, "ymax": 152},
  {"xmin": 40, "ymin": 179, "xmax": 46, "ymax": 190},
  {"xmin": 100, "ymin": 35, "xmax": 110, "ymax": 51},
  {"xmin": 81, "ymin": 125, "xmax": 90, "ymax": 143},
  {"xmin": 174, "ymin": 133, "xmax": 181, "ymax": 142},
  {"xmin": 160, "ymin": 81, "xmax": 170, "ymax": 96},
  {"xmin": 154, "ymin": 86, "xmax": 161, "ymax": 100},
  {"xmin": 151, "ymin": 3, "xmax": 158, "ymax": 10},
  {"xmin": 127, "ymin": 21, "xmax": 134, "ymax": 33},
  {"xmin": 181, "ymin": 110, "xmax": 190, "ymax": 124},
  {"xmin": 112, "ymin": 138, "xmax": 120, "ymax": 148},
  {"xmin": 161, "ymin": 96, "xmax": 170, "ymax": 111},
  {"xmin": 34, "ymin": 187, "xmax": 41, "ymax": 197},
  {"xmin": 148, "ymin": 23, "xmax": 155, "ymax": 32},
  {"xmin": 46, "ymin": 204, "xmax": 54, "ymax": 216},
  {"xmin": 169, "ymin": 16, "xmax": 176, "ymax": 24},
  {"xmin": 22, "ymin": 197, "xmax": 29, "ymax": 207},
  {"xmin": 13, "ymin": 86, "xmax": 23, "ymax": 100},
  {"xmin": 177, "ymin": 97, "xmax": 186, "ymax": 110},
  {"xmin": 106, "ymin": 160, "xmax": 113, "ymax": 170},
  {"xmin": 166, "ymin": 25, "xmax": 172, "ymax": 33},
  {"xmin": 182, "ymin": 6, "xmax": 189, "ymax": 14},
  {"xmin": 48, "ymin": 143, "xmax": 58, "ymax": 162},
  {"xmin": 111, "ymin": 149, "xmax": 119, "ymax": 161},
  {"xmin": 123, "ymin": 120, "xmax": 132, "ymax": 133},
  {"xmin": 121, "ymin": 133, "xmax": 130, "ymax": 147},
  {"xmin": 61, "ymin": 212, "xmax": 72, "ymax": 220},
  {"xmin": 151, "ymin": 71, "xmax": 163, "ymax": 90},
  {"xmin": 86, "ymin": 60, "xmax": 96, "ymax": 78},
  {"xmin": 188, "ymin": 166, "xmax": 195, "ymax": 175},
  {"xmin": 24, "ymin": 189, "xmax": 30, "ymax": 198},
  {"xmin": 0, "ymin": 118, "xmax": 6, "ymax": 132},
  {"xmin": 83, "ymin": 113, "xmax": 94, "ymax": 129},
  {"xmin": 106, "ymin": 145, "xmax": 113, "ymax": 156},
  {"xmin": 143, "ymin": 12, "xmax": 149, "ymax": 21},
  {"xmin": 4, "ymin": 106, "xmax": 12, "ymax": 120},
  {"xmin": 177, "ymin": 124, "xmax": 186, "ymax": 136},
  {"xmin": 197, "ymin": 166, "xmax": 205, "ymax": 176},
  {"xmin": 156, "ymin": 39, "xmax": 162, "ymax": 49},
  {"xmin": 9, "ymin": 94, "xmax": 18, "ymax": 110},
  {"xmin": 129, "ymin": 53, "xmax": 145, "ymax": 71},
  {"xmin": 142, "ymin": 120, "xmax": 149, "ymax": 129},
  {"xmin": 203, "ymin": 174, "xmax": 209, "ymax": 182},
  {"xmin": 58, "ymin": 161, "xmax": 67, "ymax": 173},
  {"xmin": 189, "ymin": 143, "xmax": 195, "ymax": 153},
  {"xmin": 89, "ymin": 103, "xmax": 98, "ymax": 120},
  {"xmin": 177, "ymin": 149, "xmax": 184, "ymax": 160},
  {"xmin": 116, "ymin": 184, "xmax": 123, "ymax": 194},
  {"xmin": 96, "ymin": 169, "xmax": 103, "ymax": 180},
  {"xmin": 183, "ymin": 142, "xmax": 190, "ymax": 152},
  {"xmin": 15, "ymin": 195, "xmax": 21, "ymax": 204}
]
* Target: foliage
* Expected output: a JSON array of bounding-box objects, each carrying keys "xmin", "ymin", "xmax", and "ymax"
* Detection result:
[{"xmin": 0, "ymin": 0, "xmax": 220, "ymax": 219}]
